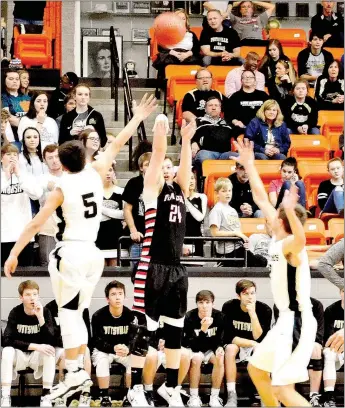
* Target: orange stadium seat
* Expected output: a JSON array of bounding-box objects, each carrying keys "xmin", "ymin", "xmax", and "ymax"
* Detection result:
[
  {"xmin": 149, "ymin": 27, "xmax": 158, "ymax": 63},
  {"xmin": 240, "ymin": 46, "xmax": 266, "ymax": 59},
  {"xmin": 166, "ymin": 65, "xmax": 201, "ymax": 103},
  {"xmin": 269, "ymin": 28, "xmax": 307, "ymax": 48},
  {"xmin": 328, "ymin": 218, "xmax": 344, "ymax": 243},
  {"xmin": 304, "ymin": 219, "xmax": 327, "ymax": 245},
  {"xmin": 308, "ymin": 188, "xmax": 321, "ymax": 215},
  {"xmin": 320, "ymin": 212, "xmax": 343, "ymax": 229},
  {"xmin": 208, "ymin": 65, "xmax": 237, "ymax": 95},
  {"xmin": 298, "ymin": 161, "xmax": 329, "ymax": 198},
  {"xmin": 324, "ymin": 47, "xmax": 343, "ymax": 60},
  {"xmin": 190, "ymin": 26, "xmax": 203, "ymax": 39},
  {"xmin": 240, "ymin": 218, "xmax": 267, "ymax": 237},
  {"xmin": 318, "ymin": 111, "xmax": 343, "ymax": 150},
  {"xmin": 288, "ymin": 135, "xmax": 330, "ymax": 161}
]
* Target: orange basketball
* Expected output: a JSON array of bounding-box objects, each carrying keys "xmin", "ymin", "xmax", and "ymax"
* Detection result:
[{"xmin": 154, "ymin": 12, "xmax": 187, "ymax": 47}]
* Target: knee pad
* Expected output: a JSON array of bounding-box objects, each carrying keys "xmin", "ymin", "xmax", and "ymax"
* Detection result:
[
  {"xmin": 59, "ymin": 308, "xmax": 82, "ymax": 349},
  {"xmin": 323, "ymin": 347, "xmax": 337, "ymax": 361},
  {"xmin": 95, "ymin": 356, "xmax": 111, "ymax": 378},
  {"xmin": 308, "ymin": 358, "xmax": 323, "ymax": 371},
  {"xmin": 163, "ymin": 324, "xmax": 183, "ymax": 350},
  {"xmin": 129, "ymin": 323, "xmax": 152, "ymax": 357}
]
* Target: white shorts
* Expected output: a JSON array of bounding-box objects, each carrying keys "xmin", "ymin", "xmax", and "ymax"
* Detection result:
[
  {"xmin": 92, "ymin": 348, "xmax": 131, "ymax": 374},
  {"xmin": 236, "ymin": 347, "xmax": 254, "ymax": 363},
  {"xmin": 184, "ymin": 348, "xmax": 214, "ymax": 364},
  {"xmin": 249, "ymin": 310, "xmax": 317, "ymax": 386},
  {"xmin": 12, "ymin": 350, "xmax": 46, "ymax": 381},
  {"xmin": 48, "ymin": 241, "xmax": 104, "ymax": 310},
  {"xmin": 55, "ymin": 347, "xmax": 65, "ymax": 364}
]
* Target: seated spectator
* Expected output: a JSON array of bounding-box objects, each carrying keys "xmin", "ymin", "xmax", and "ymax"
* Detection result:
[
  {"xmin": 1, "ymin": 109, "xmax": 11, "ymax": 147},
  {"xmin": 18, "ymin": 92, "xmax": 59, "ymax": 151},
  {"xmin": 245, "ymin": 99, "xmax": 291, "ymax": 160},
  {"xmin": 283, "ymin": 80, "xmax": 320, "ymax": 135},
  {"xmin": 37, "ymin": 145, "xmax": 63, "ymax": 267},
  {"xmin": 273, "ymin": 298, "xmax": 325, "ymax": 407},
  {"xmin": 297, "ymin": 31, "xmax": 334, "ymax": 87},
  {"xmin": 311, "ymin": 1, "xmax": 344, "ymax": 48},
  {"xmin": 78, "ymin": 128, "xmax": 101, "ymax": 163},
  {"xmin": 1, "ymin": 144, "xmax": 43, "ymax": 266},
  {"xmin": 184, "ymin": 171, "xmax": 207, "ymax": 257},
  {"xmin": 317, "ymin": 157, "xmax": 344, "ymax": 213},
  {"xmin": 268, "ymin": 157, "xmax": 306, "ymax": 209},
  {"xmin": 200, "ymin": 9, "xmax": 241, "ymax": 67},
  {"xmin": 317, "ymin": 238, "xmax": 344, "ymax": 289},
  {"xmin": 228, "ymin": 1, "xmax": 275, "ymax": 45},
  {"xmin": 182, "ymin": 290, "xmax": 225, "ymax": 407},
  {"xmin": 229, "ymin": 162, "xmax": 261, "ymax": 218},
  {"xmin": 55, "ymin": 93, "xmax": 76, "ymax": 130},
  {"xmin": 59, "ymin": 83, "xmax": 106, "ymax": 147},
  {"xmin": 123, "ymin": 152, "xmax": 152, "ymax": 268},
  {"xmin": 225, "ymin": 52, "xmax": 265, "ymax": 97},
  {"xmin": 1, "ymin": 69, "xmax": 31, "ymax": 140},
  {"xmin": 153, "ymin": 9, "xmax": 200, "ymax": 78},
  {"xmin": 192, "ymin": 97, "xmax": 236, "ymax": 184},
  {"xmin": 247, "ymin": 221, "xmax": 272, "ymax": 267},
  {"xmin": 0, "ymin": 280, "xmax": 55, "ymax": 407},
  {"xmin": 314, "ymin": 60, "xmax": 344, "ymax": 111},
  {"xmin": 258, "ymin": 39, "xmax": 291, "ymax": 84},
  {"xmin": 182, "ymin": 68, "xmax": 225, "ymax": 123},
  {"xmin": 226, "ymin": 70, "xmax": 268, "ymax": 138},
  {"xmin": 91, "ymin": 281, "xmax": 137, "ymax": 405},
  {"xmin": 45, "ymin": 299, "xmax": 92, "ymax": 405},
  {"xmin": 49, "ymin": 71, "xmax": 79, "ymax": 119},
  {"xmin": 96, "ymin": 163, "xmax": 125, "ymax": 266},
  {"xmin": 267, "ymin": 60, "xmax": 296, "ymax": 103},
  {"xmin": 209, "ymin": 178, "xmax": 253, "ymax": 267},
  {"xmin": 222, "ymin": 279, "xmax": 272, "ymax": 407},
  {"xmin": 18, "ymin": 69, "xmax": 30, "ymax": 95},
  {"xmin": 322, "ymin": 288, "xmax": 344, "ymax": 407},
  {"xmin": 19, "ymin": 127, "xmax": 48, "ymax": 177}
]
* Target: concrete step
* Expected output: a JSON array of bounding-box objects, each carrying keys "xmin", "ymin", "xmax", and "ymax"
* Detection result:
[{"xmin": 90, "ymin": 87, "xmax": 164, "ymax": 100}]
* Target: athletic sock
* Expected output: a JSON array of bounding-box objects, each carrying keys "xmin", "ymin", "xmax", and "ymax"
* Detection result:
[
  {"xmin": 166, "ymin": 368, "xmax": 178, "ymax": 388},
  {"xmin": 324, "ymin": 387, "xmax": 335, "ymax": 392},
  {"xmin": 144, "ymin": 384, "xmax": 153, "ymax": 391},
  {"xmin": 65, "ymin": 359, "xmax": 79, "ymax": 373},
  {"xmin": 1, "ymin": 386, "xmax": 11, "ymax": 397},
  {"xmin": 190, "ymin": 388, "xmax": 198, "ymax": 397},
  {"xmin": 226, "ymin": 382, "xmax": 236, "ymax": 393},
  {"xmin": 131, "ymin": 367, "xmax": 143, "ymax": 387},
  {"xmin": 211, "ymin": 388, "xmax": 220, "ymax": 397}
]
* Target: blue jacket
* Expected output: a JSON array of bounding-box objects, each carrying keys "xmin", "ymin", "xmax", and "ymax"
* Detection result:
[{"xmin": 245, "ymin": 117, "xmax": 291, "ymax": 155}]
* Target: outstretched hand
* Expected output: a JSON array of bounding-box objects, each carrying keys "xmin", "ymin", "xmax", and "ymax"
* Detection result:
[
  {"xmin": 180, "ymin": 119, "xmax": 196, "ymax": 142},
  {"xmin": 132, "ymin": 94, "xmax": 158, "ymax": 121},
  {"xmin": 232, "ymin": 138, "xmax": 255, "ymax": 167},
  {"xmin": 4, "ymin": 255, "xmax": 18, "ymax": 279},
  {"xmin": 281, "ymin": 184, "xmax": 299, "ymax": 211}
]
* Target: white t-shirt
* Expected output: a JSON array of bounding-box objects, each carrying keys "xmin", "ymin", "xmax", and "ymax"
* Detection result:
[
  {"xmin": 18, "ymin": 116, "xmax": 59, "ymax": 152},
  {"xmin": 248, "ymin": 233, "xmax": 271, "ymax": 260},
  {"xmin": 19, "ymin": 153, "xmax": 48, "ymax": 178}
]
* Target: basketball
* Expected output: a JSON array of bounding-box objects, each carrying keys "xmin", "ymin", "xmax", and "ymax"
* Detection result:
[{"xmin": 154, "ymin": 12, "xmax": 187, "ymax": 47}]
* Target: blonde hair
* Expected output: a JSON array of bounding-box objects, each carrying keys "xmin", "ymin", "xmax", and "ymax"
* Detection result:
[
  {"xmin": 175, "ymin": 8, "xmax": 190, "ymax": 30},
  {"xmin": 215, "ymin": 177, "xmax": 232, "ymax": 192},
  {"xmin": 275, "ymin": 60, "xmax": 296, "ymax": 86},
  {"xmin": 256, "ymin": 99, "xmax": 284, "ymax": 127}
]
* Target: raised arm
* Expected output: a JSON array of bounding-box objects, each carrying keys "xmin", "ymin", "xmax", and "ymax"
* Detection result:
[
  {"xmin": 176, "ymin": 120, "xmax": 196, "ymax": 196},
  {"xmin": 93, "ymin": 94, "xmax": 157, "ymax": 180},
  {"xmin": 234, "ymin": 139, "xmax": 276, "ymax": 225},
  {"xmin": 253, "ymin": 1, "xmax": 275, "ymax": 16}
]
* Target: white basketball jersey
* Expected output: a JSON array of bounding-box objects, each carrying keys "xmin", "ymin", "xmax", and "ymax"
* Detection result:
[
  {"xmin": 268, "ymin": 237, "xmax": 312, "ymax": 313},
  {"xmin": 55, "ymin": 167, "xmax": 103, "ymax": 242}
]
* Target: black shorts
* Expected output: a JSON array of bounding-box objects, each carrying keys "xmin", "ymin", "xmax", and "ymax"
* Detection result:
[{"xmin": 136, "ymin": 263, "xmax": 188, "ymax": 323}]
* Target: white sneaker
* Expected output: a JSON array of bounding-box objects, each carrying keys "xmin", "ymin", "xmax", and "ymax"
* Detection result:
[
  {"xmin": 158, "ymin": 383, "xmax": 184, "ymax": 407},
  {"xmin": 40, "ymin": 395, "xmax": 53, "ymax": 407},
  {"xmin": 127, "ymin": 384, "xmax": 149, "ymax": 407},
  {"xmin": 79, "ymin": 392, "xmax": 92, "ymax": 407},
  {"xmin": 48, "ymin": 369, "xmax": 93, "ymax": 402},
  {"xmin": 209, "ymin": 395, "xmax": 223, "ymax": 407},
  {"xmin": 187, "ymin": 395, "xmax": 202, "ymax": 407},
  {"xmin": 1, "ymin": 396, "xmax": 11, "ymax": 407},
  {"xmin": 53, "ymin": 398, "xmax": 65, "ymax": 407}
]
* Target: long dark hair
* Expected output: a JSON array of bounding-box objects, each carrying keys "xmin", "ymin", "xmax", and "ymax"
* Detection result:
[
  {"xmin": 259, "ymin": 39, "xmax": 289, "ymax": 70},
  {"xmin": 281, "ymin": 157, "xmax": 300, "ymax": 178},
  {"xmin": 322, "ymin": 59, "xmax": 344, "ymax": 80},
  {"xmin": 78, "ymin": 127, "xmax": 100, "ymax": 160},
  {"xmin": 22, "ymin": 127, "xmax": 44, "ymax": 165},
  {"xmin": 26, "ymin": 91, "xmax": 50, "ymax": 120}
]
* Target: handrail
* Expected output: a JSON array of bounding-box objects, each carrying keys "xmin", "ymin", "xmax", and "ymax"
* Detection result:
[{"xmin": 110, "ymin": 26, "xmax": 119, "ymax": 121}]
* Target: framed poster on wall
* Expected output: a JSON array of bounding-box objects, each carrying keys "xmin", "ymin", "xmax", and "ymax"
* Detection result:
[
  {"xmin": 132, "ymin": 1, "xmax": 151, "ymax": 14},
  {"xmin": 151, "ymin": 1, "xmax": 172, "ymax": 14},
  {"xmin": 113, "ymin": 1, "xmax": 130, "ymax": 13},
  {"xmin": 82, "ymin": 36, "xmax": 123, "ymax": 78}
]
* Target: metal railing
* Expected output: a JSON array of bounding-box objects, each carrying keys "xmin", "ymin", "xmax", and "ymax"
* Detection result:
[{"xmin": 110, "ymin": 26, "xmax": 120, "ymax": 121}]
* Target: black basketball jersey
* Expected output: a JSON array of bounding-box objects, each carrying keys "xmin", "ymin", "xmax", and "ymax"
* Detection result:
[{"xmin": 142, "ymin": 182, "xmax": 186, "ymax": 264}]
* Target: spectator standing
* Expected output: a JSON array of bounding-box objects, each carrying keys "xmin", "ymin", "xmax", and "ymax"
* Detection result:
[
  {"xmin": 228, "ymin": 0, "xmax": 275, "ymax": 45},
  {"xmin": 311, "ymin": 1, "xmax": 344, "ymax": 48},
  {"xmin": 0, "ymin": 280, "xmax": 55, "ymax": 408},
  {"xmin": 55, "ymin": 93, "xmax": 76, "ymax": 130},
  {"xmin": 225, "ymin": 52, "xmax": 265, "ymax": 97},
  {"xmin": 226, "ymin": 70, "xmax": 268, "ymax": 137},
  {"xmin": 1, "ymin": 144, "xmax": 43, "ymax": 266},
  {"xmin": 37, "ymin": 145, "xmax": 63, "ymax": 267},
  {"xmin": 258, "ymin": 39, "xmax": 291, "ymax": 83},
  {"xmin": 182, "ymin": 69, "xmax": 225, "ymax": 123},
  {"xmin": 49, "ymin": 72, "xmax": 79, "ymax": 119},
  {"xmin": 18, "ymin": 69, "xmax": 30, "ymax": 95},
  {"xmin": 123, "ymin": 152, "xmax": 152, "ymax": 267},
  {"xmin": 19, "ymin": 127, "xmax": 48, "ymax": 177},
  {"xmin": 78, "ymin": 128, "xmax": 101, "ymax": 164},
  {"xmin": 95, "ymin": 163, "xmax": 125, "ymax": 267},
  {"xmin": 267, "ymin": 60, "xmax": 296, "ymax": 103},
  {"xmin": 18, "ymin": 92, "xmax": 59, "ymax": 151},
  {"xmin": 297, "ymin": 31, "xmax": 334, "ymax": 87},
  {"xmin": 153, "ymin": 9, "xmax": 200, "ymax": 78},
  {"xmin": 229, "ymin": 162, "xmax": 261, "ymax": 218},
  {"xmin": 222, "ymin": 279, "xmax": 272, "ymax": 407},
  {"xmin": 245, "ymin": 99, "xmax": 291, "ymax": 160},
  {"xmin": 314, "ymin": 60, "xmax": 344, "ymax": 110},
  {"xmin": 59, "ymin": 83, "xmax": 106, "ymax": 147},
  {"xmin": 268, "ymin": 158, "xmax": 306, "ymax": 209},
  {"xmin": 283, "ymin": 80, "xmax": 320, "ymax": 135}
]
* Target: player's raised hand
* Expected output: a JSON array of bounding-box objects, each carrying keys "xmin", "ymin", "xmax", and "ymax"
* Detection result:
[
  {"xmin": 4, "ymin": 255, "xmax": 18, "ymax": 279},
  {"xmin": 132, "ymin": 94, "xmax": 158, "ymax": 121},
  {"xmin": 153, "ymin": 114, "xmax": 169, "ymax": 136},
  {"xmin": 232, "ymin": 138, "xmax": 255, "ymax": 167},
  {"xmin": 180, "ymin": 119, "xmax": 196, "ymax": 142},
  {"xmin": 281, "ymin": 184, "xmax": 299, "ymax": 211}
]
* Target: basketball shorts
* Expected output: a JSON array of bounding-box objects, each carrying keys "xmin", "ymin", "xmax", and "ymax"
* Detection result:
[
  {"xmin": 133, "ymin": 262, "xmax": 188, "ymax": 329},
  {"xmin": 249, "ymin": 310, "xmax": 317, "ymax": 386},
  {"xmin": 12, "ymin": 350, "xmax": 46, "ymax": 381},
  {"xmin": 184, "ymin": 348, "xmax": 214, "ymax": 364},
  {"xmin": 48, "ymin": 241, "xmax": 104, "ymax": 310},
  {"xmin": 92, "ymin": 348, "xmax": 131, "ymax": 374}
]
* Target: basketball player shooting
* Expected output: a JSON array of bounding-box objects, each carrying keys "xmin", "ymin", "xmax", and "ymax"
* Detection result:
[
  {"xmin": 233, "ymin": 139, "xmax": 317, "ymax": 407},
  {"xmin": 3, "ymin": 94, "xmax": 157, "ymax": 404}
]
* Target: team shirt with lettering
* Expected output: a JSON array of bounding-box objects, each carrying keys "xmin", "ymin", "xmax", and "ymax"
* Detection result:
[
  {"xmin": 200, "ymin": 26, "xmax": 241, "ymax": 54},
  {"xmin": 2, "ymin": 304, "xmax": 55, "ymax": 350},
  {"xmin": 222, "ymin": 299, "xmax": 272, "ymax": 344},
  {"xmin": 324, "ymin": 299, "xmax": 344, "ymax": 342}
]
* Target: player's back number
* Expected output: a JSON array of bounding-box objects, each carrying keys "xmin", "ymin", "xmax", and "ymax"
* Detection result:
[{"xmin": 82, "ymin": 193, "xmax": 97, "ymax": 219}]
